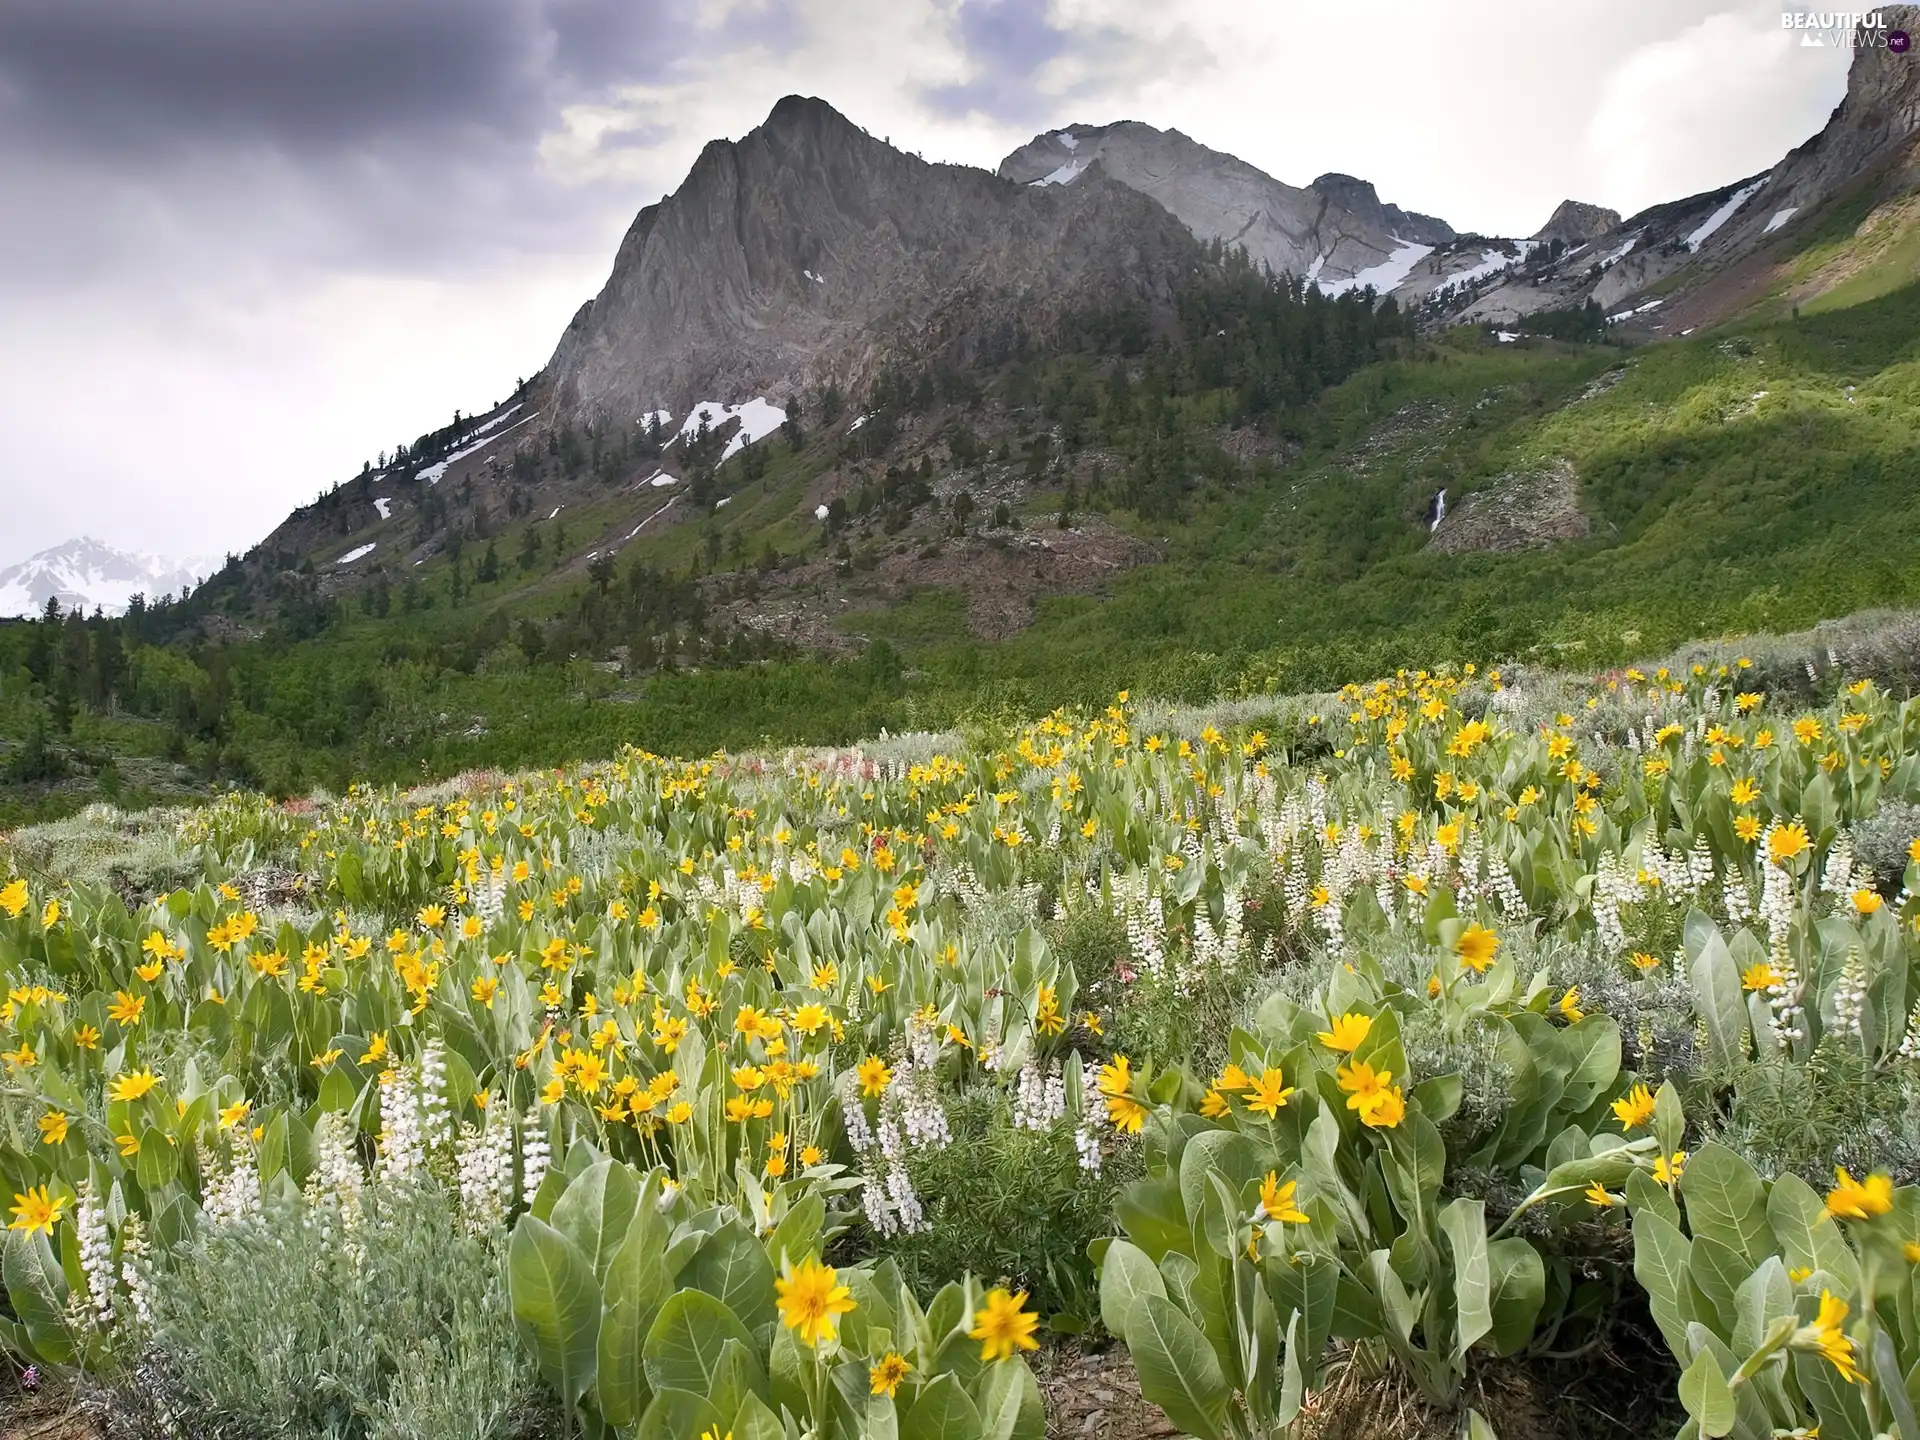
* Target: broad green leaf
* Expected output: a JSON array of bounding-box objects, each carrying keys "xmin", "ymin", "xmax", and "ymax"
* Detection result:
[
  {"xmin": 1766, "ymin": 1173, "xmax": 1860, "ymax": 1293},
  {"xmin": 900, "ymin": 1372, "xmax": 984, "ymax": 1440},
  {"xmin": 508, "ymin": 1216, "xmax": 601, "ymax": 1406},
  {"xmin": 1633, "ymin": 1207, "xmax": 1696, "ymax": 1360},
  {"xmin": 1681, "ymin": 1145, "xmax": 1772, "ymax": 1271},
  {"xmin": 550, "ymin": 1157, "xmax": 641, "ymax": 1283},
  {"xmin": 1439, "ymin": 1197, "xmax": 1493, "ymax": 1365},
  {"xmin": 1098, "ymin": 1237, "xmax": 1168, "ymax": 1343},
  {"xmin": 1684, "ymin": 913, "xmax": 1749, "ymax": 1068},
  {"xmin": 1126, "ymin": 1294, "xmax": 1231, "ymax": 1440},
  {"xmin": 633, "ymin": 1387, "xmax": 724, "ymax": 1440},
  {"xmin": 643, "ymin": 1288, "xmax": 756, "ymax": 1395},
  {"xmin": 1484, "ymin": 1238, "xmax": 1545, "ymax": 1358},
  {"xmin": 680, "ymin": 1220, "xmax": 778, "ymax": 1340},
  {"xmin": 1677, "ymin": 1349, "xmax": 1735, "ymax": 1438},
  {"xmin": 977, "ymin": 1353, "xmax": 1045, "ymax": 1440}
]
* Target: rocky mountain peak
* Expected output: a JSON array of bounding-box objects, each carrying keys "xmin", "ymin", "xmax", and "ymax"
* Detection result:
[
  {"xmin": 996, "ymin": 123, "xmax": 1454, "ymax": 286},
  {"xmin": 1309, "ymin": 173, "xmax": 1454, "ymax": 245},
  {"xmin": 546, "ymin": 97, "xmax": 1198, "ymax": 425},
  {"xmin": 1530, "ymin": 200, "xmax": 1622, "ymax": 245}
]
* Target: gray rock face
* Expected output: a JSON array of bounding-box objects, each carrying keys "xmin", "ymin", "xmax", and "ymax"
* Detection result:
[
  {"xmin": 547, "ymin": 96, "xmax": 1200, "ymax": 423},
  {"xmin": 1530, "ymin": 200, "xmax": 1622, "ymax": 245},
  {"xmin": 996, "ymin": 122, "xmax": 1452, "ymax": 285}
]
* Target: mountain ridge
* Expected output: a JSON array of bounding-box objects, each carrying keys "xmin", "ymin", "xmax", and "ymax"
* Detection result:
[{"xmin": 0, "ymin": 537, "xmax": 217, "ymax": 619}]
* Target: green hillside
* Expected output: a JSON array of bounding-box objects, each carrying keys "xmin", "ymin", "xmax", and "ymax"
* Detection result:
[{"xmin": 5, "ymin": 271, "xmax": 1920, "ymax": 825}]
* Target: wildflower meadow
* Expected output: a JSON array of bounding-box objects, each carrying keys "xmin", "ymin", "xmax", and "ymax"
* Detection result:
[{"xmin": 5, "ymin": 642, "xmax": 1920, "ymax": 1439}]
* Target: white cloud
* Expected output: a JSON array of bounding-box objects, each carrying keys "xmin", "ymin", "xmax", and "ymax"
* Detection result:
[{"xmin": 1588, "ymin": 6, "xmax": 1846, "ymax": 213}]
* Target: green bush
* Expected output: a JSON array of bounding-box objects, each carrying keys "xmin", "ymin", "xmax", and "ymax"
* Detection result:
[{"xmin": 888, "ymin": 1090, "xmax": 1134, "ymax": 1328}]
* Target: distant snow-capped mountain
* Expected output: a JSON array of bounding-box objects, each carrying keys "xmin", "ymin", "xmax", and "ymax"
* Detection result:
[{"xmin": 0, "ymin": 538, "xmax": 218, "ymax": 618}]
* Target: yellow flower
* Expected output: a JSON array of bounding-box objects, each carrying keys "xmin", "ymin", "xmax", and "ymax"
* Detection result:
[
  {"xmin": 37, "ymin": 1111, "xmax": 68, "ymax": 1146},
  {"xmin": 1729, "ymin": 778, "xmax": 1760, "ymax": 806},
  {"xmin": 1611, "ymin": 1084, "xmax": 1656, "ymax": 1130},
  {"xmin": 73, "ymin": 1024, "xmax": 100, "ymax": 1050},
  {"xmin": 1257, "ymin": 1172, "xmax": 1310, "ymax": 1225},
  {"xmin": 7, "ymin": 1185, "xmax": 66, "ymax": 1237},
  {"xmin": 108, "ymin": 991, "xmax": 146, "ymax": 1026},
  {"xmin": 870, "ymin": 1352, "xmax": 910, "ymax": 1397},
  {"xmin": 219, "ymin": 1101, "xmax": 251, "ymax": 1130},
  {"xmin": 1455, "ymin": 923, "xmax": 1499, "ymax": 973},
  {"xmin": 417, "ymin": 904, "xmax": 446, "ymax": 929},
  {"xmin": 1585, "ymin": 1182, "xmax": 1624, "ymax": 1209},
  {"xmin": 1796, "ymin": 1290, "xmax": 1862, "ymax": 1384},
  {"xmin": 969, "ymin": 1287, "xmax": 1040, "ymax": 1362},
  {"xmin": 1557, "ymin": 989, "xmax": 1584, "ymax": 1023},
  {"xmin": 360, "ymin": 1032, "xmax": 388, "ymax": 1064},
  {"xmin": 312, "ymin": 1047, "xmax": 343, "ymax": 1067},
  {"xmin": 1825, "ymin": 1167, "xmax": 1894, "ymax": 1221},
  {"xmin": 472, "ymin": 976, "xmax": 499, "ymax": 1008},
  {"xmin": 1245, "ymin": 1067, "xmax": 1296, "ymax": 1118},
  {"xmin": 1766, "ymin": 821, "xmax": 1810, "ymax": 865},
  {"xmin": 1852, "ymin": 889, "xmax": 1883, "ymax": 915},
  {"xmin": 109, "ymin": 1069, "xmax": 160, "ymax": 1103},
  {"xmin": 774, "ymin": 1257, "xmax": 856, "ymax": 1348},
  {"xmin": 1629, "ymin": 951, "xmax": 1661, "ymax": 972},
  {"xmin": 1741, "ymin": 962, "xmax": 1781, "ymax": 993},
  {"xmin": 1315, "ymin": 1012, "xmax": 1372, "ymax": 1052},
  {"xmin": 1653, "ymin": 1151, "xmax": 1687, "ymax": 1187},
  {"xmin": 857, "ymin": 1055, "xmax": 893, "ymax": 1097},
  {"xmin": 41, "ymin": 899, "xmax": 61, "ymax": 928},
  {"xmin": 1734, "ymin": 813, "xmax": 1761, "ymax": 842},
  {"xmin": 0, "ymin": 878, "xmax": 27, "ymax": 918}
]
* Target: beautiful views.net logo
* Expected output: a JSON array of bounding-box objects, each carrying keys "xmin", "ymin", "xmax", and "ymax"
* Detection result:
[{"xmin": 1782, "ymin": 10, "xmax": 1913, "ymax": 49}]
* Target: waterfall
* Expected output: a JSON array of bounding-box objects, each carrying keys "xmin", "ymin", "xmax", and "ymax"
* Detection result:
[{"xmin": 1429, "ymin": 488, "xmax": 1448, "ymax": 532}]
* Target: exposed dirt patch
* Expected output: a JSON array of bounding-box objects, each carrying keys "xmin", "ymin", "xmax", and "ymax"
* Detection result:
[
  {"xmin": 715, "ymin": 517, "xmax": 1159, "ymax": 651},
  {"xmin": 1429, "ymin": 457, "xmax": 1590, "ymax": 555},
  {"xmin": 1, "ymin": 1368, "xmax": 102, "ymax": 1440},
  {"xmin": 1035, "ymin": 1342, "xmax": 1179, "ymax": 1440}
]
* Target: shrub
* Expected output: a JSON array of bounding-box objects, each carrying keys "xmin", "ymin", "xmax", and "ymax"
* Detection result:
[{"xmin": 119, "ymin": 1182, "xmax": 552, "ymax": 1440}]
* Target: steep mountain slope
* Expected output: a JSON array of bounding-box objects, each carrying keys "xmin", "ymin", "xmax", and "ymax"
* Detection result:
[
  {"xmin": 996, "ymin": 122, "xmax": 1453, "ymax": 291},
  {"xmin": 1448, "ymin": 7, "xmax": 1920, "ymax": 329},
  {"xmin": 0, "ymin": 538, "xmax": 215, "ymax": 618},
  {"xmin": 546, "ymin": 95, "xmax": 1202, "ymax": 424}
]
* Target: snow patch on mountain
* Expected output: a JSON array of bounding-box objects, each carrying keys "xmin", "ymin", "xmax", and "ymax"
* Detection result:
[
  {"xmin": 0, "ymin": 538, "xmax": 219, "ymax": 618},
  {"xmin": 1321, "ymin": 240, "xmax": 1434, "ymax": 297},
  {"xmin": 1685, "ymin": 177, "xmax": 1769, "ymax": 252},
  {"xmin": 674, "ymin": 398, "xmax": 788, "ymax": 459},
  {"xmin": 417, "ymin": 410, "xmax": 539, "ymax": 484}
]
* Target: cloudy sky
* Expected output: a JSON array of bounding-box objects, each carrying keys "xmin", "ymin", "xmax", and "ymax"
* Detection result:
[{"xmin": 0, "ymin": 0, "xmax": 1855, "ymax": 562}]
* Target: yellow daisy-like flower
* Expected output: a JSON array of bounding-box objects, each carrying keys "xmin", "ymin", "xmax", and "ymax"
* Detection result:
[
  {"xmin": 1825, "ymin": 1167, "xmax": 1894, "ymax": 1221},
  {"xmin": 969, "ymin": 1287, "xmax": 1040, "ymax": 1362},
  {"xmin": 1852, "ymin": 888, "xmax": 1883, "ymax": 915},
  {"xmin": 869, "ymin": 1352, "xmax": 910, "ymax": 1397},
  {"xmin": 1245, "ymin": 1067, "xmax": 1296, "ymax": 1119},
  {"xmin": 8, "ymin": 1185, "xmax": 66, "ymax": 1237},
  {"xmin": 1315, "ymin": 1012, "xmax": 1372, "ymax": 1053},
  {"xmin": 1257, "ymin": 1171, "xmax": 1310, "ymax": 1225},
  {"xmin": 857, "ymin": 1055, "xmax": 893, "ymax": 1097},
  {"xmin": 1766, "ymin": 821, "xmax": 1810, "ymax": 865},
  {"xmin": 774, "ymin": 1256, "xmax": 856, "ymax": 1349},
  {"xmin": 1795, "ymin": 1290, "xmax": 1862, "ymax": 1384},
  {"xmin": 1455, "ymin": 923, "xmax": 1499, "ymax": 973},
  {"xmin": 36, "ymin": 1111, "xmax": 68, "ymax": 1146},
  {"xmin": 109, "ymin": 1069, "xmax": 160, "ymax": 1103},
  {"xmin": 1611, "ymin": 1084, "xmax": 1655, "ymax": 1130}
]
